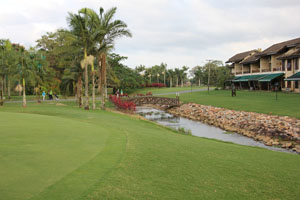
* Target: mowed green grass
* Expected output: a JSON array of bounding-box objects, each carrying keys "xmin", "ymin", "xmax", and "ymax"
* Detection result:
[
  {"xmin": 0, "ymin": 102, "xmax": 300, "ymax": 199},
  {"xmin": 164, "ymin": 90, "xmax": 300, "ymax": 118},
  {"xmin": 131, "ymin": 86, "xmax": 205, "ymax": 95}
]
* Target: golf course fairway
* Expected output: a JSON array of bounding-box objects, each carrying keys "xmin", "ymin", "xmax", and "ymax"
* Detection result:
[{"xmin": 0, "ymin": 102, "xmax": 300, "ymax": 200}]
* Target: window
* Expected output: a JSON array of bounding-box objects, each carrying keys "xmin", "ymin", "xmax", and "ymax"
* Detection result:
[
  {"xmin": 287, "ymin": 59, "xmax": 292, "ymax": 71},
  {"xmin": 296, "ymin": 81, "xmax": 299, "ymax": 89},
  {"xmin": 295, "ymin": 58, "xmax": 299, "ymax": 70},
  {"xmin": 287, "ymin": 81, "xmax": 291, "ymax": 88},
  {"xmin": 282, "ymin": 60, "xmax": 286, "ymax": 71}
]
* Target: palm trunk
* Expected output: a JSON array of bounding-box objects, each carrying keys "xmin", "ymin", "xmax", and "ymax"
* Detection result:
[
  {"xmin": 181, "ymin": 78, "xmax": 184, "ymax": 87},
  {"xmin": 92, "ymin": 71, "xmax": 96, "ymax": 110},
  {"xmin": 170, "ymin": 78, "xmax": 172, "ymax": 88},
  {"xmin": 97, "ymin": 56, "xmax": 102, "ymax": 94},
  {"xmin": 37, "ymin": 84, "xmax": 41, "ymax": 103},
  {"xmin": 199, "ymin": 78, "xmax": 201, "ymax": 87},
  {"xmin": 100, "ymin": 54, "xmax": 106, "ymax": 110},
  {"xmin": 7, "ymin": 76, "xmax": 10, "ymax": 99},
  {"xmin": 18, "ymin": 80, "xmax": 21, "ymax": 96},
  {"xmin": 0, "ymin": 76, "xmax": 4, "ymax": 106},
  {"xmin": 176, "ymin": 77, "xmax": 178, "ymax": 87},
  {"xmin": 3, "ymin": 75, "xmax": 6, "ymax": 96},
  {"xmin": 22, "ymin": 78, "xmax": 26, "ymax": 108},
  {"xmin": 78, "ymin": 74, "xmax": 82, "ymax": 108},
  {"xmin": 84, "ymin": 64, "xmax": 89, "ymax": 110}
]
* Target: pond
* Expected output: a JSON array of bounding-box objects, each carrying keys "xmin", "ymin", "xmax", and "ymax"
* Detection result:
[{"xmin": 136, "ymin": 106, "xmax": 293, "ymax": 154}]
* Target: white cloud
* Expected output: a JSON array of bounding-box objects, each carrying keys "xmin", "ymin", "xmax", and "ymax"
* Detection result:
[{"xmin": 1, "ymin": 0, "xmax": 300, "ymax": 68}]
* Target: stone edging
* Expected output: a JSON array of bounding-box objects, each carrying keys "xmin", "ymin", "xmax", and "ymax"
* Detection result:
[{"xmin": 167, "ymin": 103, "xmax": 300, "ymax": 153}]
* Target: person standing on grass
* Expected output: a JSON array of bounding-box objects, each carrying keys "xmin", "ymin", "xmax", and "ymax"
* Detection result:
[
  {"xmin": 49, "ymin": 90, "xmax": 53, "ymax": 100},
  {"xmin": 42, "ymin": 91, "xmax": 46, "ymax": 101}
]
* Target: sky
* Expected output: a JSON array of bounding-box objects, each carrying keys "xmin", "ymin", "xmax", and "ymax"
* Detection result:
[{"xmin": 1, "ymin": 0, "xmax": 300, "ymax": 69}]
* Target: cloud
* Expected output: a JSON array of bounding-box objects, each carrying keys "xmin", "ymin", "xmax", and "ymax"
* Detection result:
[{"xmin": 1, "ymin": 0, "xmax": 300, "ymax": 68}]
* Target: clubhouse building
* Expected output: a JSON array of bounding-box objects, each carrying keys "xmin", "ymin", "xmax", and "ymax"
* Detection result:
[{"xmin": 226, "ymin": 37, "xmax": 300, "ymax": 92}]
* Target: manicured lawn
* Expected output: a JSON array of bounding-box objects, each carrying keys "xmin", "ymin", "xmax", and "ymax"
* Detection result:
[
  {"xmin": 131, "ymin": 86, "xmax": 206, "ymax": 95},
  {"xmin": 0, "ymin": 102, "xmax": 300, "ymax": 199},
  {"xmin": 164, "ymin": 90, "xmax": 300, "ymax": 118}
]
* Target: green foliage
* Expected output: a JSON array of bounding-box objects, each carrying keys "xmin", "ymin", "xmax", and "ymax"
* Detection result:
[{"xmin": 190, "ymin": 61, "xmax": 233, "ymax": 88}]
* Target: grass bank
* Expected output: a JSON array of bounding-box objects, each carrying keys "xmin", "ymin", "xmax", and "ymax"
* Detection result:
[
  {"xmin": 0, "ymin": 102, "xmax": 300, "ymax": 199},
  {"xmin": 131, "ymin": 86, "xmax": 205, "ymax": 95},
  {"xmin": 164, "ymin": 90, "xmax": 300, "ymax": 118}
]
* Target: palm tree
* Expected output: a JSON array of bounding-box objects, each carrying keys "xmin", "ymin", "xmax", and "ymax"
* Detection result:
[
  {"xmin": 179, "ymin": 66, "xmax": 189, "ymax": 87},
  {"xmin": 174, "ymin": 68, "xmax": 180, "ymax": 87},
  {"xmin": 18, "ymin": 47, "xmax": 35, "ymax": 107},
  {"xmin": 167, "ymin": 69, "xmax": 175, "ymax": 88},
  {"xmin": 89, "ymin": 7, "xmax": 132, "ymax": 109},
  {"xmin": 67, "ymin": 9, "xmax": 95, "ymax": 110}
]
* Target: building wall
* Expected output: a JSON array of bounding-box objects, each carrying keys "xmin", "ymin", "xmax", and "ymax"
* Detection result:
[
  {"xmin": 250, "ymin": 63, "xmax": 260, "ymax": 73},
  {"xmin": 242, "ymin": 64, "xmax": 250, "ymax": 74},
  {"xmin": 260, "ymin": 57, "xmax": 270, "ymax": 72},
  {"xmin": 234, "ymin": 63, "xmax": 243, "ymax": 75},
  {"xmin": 282, "ymin": 58, "xmax": 300, "ymax": 92},
  {"xmin": 271, "ymin": 55, "xmax": 282, "ymax": 71}
]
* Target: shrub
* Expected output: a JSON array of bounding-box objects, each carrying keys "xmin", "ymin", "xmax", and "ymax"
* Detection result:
[
  {"xmin": 109, "ymin": 95, "xmax": 136, "ymax": 111},
  {"xmin": 141, "ymin": 83, "xmax": 166, "ymax": 88}
]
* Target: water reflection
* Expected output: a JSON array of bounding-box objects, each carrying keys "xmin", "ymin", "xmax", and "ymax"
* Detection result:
[{"xmin": 136, "ymin": 106, "xmax": 293, "ymax": 154}]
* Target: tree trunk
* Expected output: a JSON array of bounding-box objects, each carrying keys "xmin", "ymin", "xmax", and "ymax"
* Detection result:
[
  {"xmin": 78, "ymin": 74, "xmax": 82, "ymax": 108},
  {"xmin": 37, "ymin": 84, "xmax": 41, "ymax": 103},
  {"xmin": 176, "ymin": 77, "xmax": 178, "ymax": 87},
  {"xmin": 7, "ymin": 76, "xmax": 11, "ymax": 99},
  {"xmin": 3, "ymin": 74, "xmax": 6, "ymax": 96},
  {"xmin": 18, "ymin": 80, "xmax": 21, "ymax": 96},
  {"xmin": 84, "ymin": 64, "xmax": 89, "ymax": 110},
  {"xmin": 105, "ymin": 83, "xmax": 108, "ymax": 98},
  {"xmin": 97, "ymin": 57, "xmax": 102, "ymax": 95},
  {"xmin": 0, "ymin": 76, "xmax": 4, "ymax": 106},
  {"xmin": 181, "ymin": 78, "xmax": 184, "ymax": 87},
  {"xmin": 170, "ymin": 78, "xmax": 172, "ymax": 88},
  {"xmin": 199, "ymin": 78, "xmax": 201, "ymax": 87},
  {"xmin": 22, "ymin": 78, "xmax": 26, "ymax": 108},
  {"xmin": 92, "ymin": 71, "xmax": 96, "ymax": 110},
  {"xmin": 100, "ymin": 54, "xmax": 106, "ymax": 110}
]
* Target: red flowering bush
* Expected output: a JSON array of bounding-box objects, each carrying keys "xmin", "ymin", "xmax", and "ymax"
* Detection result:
[
  {"xmin": 109, "ymin": 95, "xmax": 136, "ymax": 111},
  {"xmin": 146, "ymin": 92, "xmax": 152, "ymax": 96},
  {"xmin": 119, "ymin": 93, "xmax": 128, "ymax": 97},
  {"xmin": 141, "ymin": 83, "xmax": 166, "ymax": 88}
]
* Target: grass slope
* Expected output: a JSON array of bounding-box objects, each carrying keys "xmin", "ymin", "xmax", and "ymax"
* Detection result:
[
  {"xmin": 131, "ymin": 86, "xmax": 205, "ymax": 95},
  {"xmin": 164, "ymin": 90, "xmax": 300, "ymax": 118},
  {"xmin": 0, "ymin": 102, "xmax": 300, "ymax": 199}
]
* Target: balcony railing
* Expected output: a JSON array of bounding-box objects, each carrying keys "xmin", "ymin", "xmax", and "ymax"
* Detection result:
[
  {"xmin": 243, "ymin": 71, "xmax": 250, "ymax": 74},
  {"xmin": 262, "ymin": 69, "xmax": 271, "ymax": 72},
  {"xmin": 235, "ymin": 72, "xmax": 242, "ymax": 75},
  {"xmin": 251, "ymin": 69, "xmax": 260, "ymax": 73},
  {"xmin": 273, "ymin": 67, "xmax": 282, "ymax": 72}
]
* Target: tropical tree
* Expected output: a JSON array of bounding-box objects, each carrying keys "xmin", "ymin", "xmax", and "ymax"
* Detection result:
[
  {"xmin": 16, "ymin": 46, "xmax": 35, "ymax": 107},
  {"xmin": 179, "ymin": 66, "xmax": 189, "ymax": 87},
  {"xmin": 90, "ymin": 7, "xmax": 132, "ymax": 109},
  {"xmin": 67, "ymin": 9, "xmax": 96, "ymax": 110},
  {"xmin": 174, "ymin": 68, "xmax": 180, "ymax": 87},
  {"xmin": 167, "ymin": 69, "xmax": 175, "ymax": 88}
]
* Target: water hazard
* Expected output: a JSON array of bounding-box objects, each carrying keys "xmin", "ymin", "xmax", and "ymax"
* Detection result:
[{"xmin": 136, "ymin": 106, "xmax": 293, "ymax": 154}]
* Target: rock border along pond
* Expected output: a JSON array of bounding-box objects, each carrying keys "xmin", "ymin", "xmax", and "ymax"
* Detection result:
[{"xmin": 167, "ymin": 103, "xmax": 300, "ymax": 153}]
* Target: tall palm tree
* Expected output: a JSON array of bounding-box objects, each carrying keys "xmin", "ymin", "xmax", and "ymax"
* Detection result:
[
  {"xmin": 67, "ymin": 9, "xmax": 95, "ymax": 110},
  {"xmin": 17, "ymin": 47, "xmax": 35, "ymax": 107},
  {"xmin": 179, "ymin": 66, "xmax": 189, "ymax": 87},
  {"xmin": 174, "ymin": 68, "xmax": 180, "ymax": 87},
  {"xmin": 167, "ymin": 69, "xmax": 175, "ymax": 88},
  {"xmin": 88, "ymin": 7, "xmax": 132, "ymax": 109}
]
